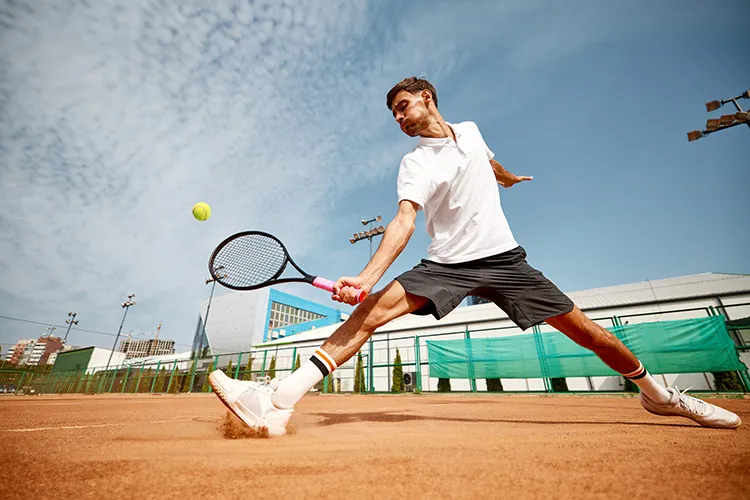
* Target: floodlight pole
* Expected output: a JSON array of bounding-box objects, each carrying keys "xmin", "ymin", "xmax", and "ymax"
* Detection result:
[
  {"xmin": 349, "ymin": 215, "xmax": 385, "ymax": 259},
  {"xmin": 105, "ymin": 294, "xmax": 135, "ymax": 372},
  {"xmin": 63, "ymin": 312, "xmax": 78, "ymax": 343},
  {"xmin": 200, "ymin": 266, "xmax": 226, "ymax": 358},
  {"xmin": 687, "ymin": 89, "xmax": 750, "ymax": 141}
]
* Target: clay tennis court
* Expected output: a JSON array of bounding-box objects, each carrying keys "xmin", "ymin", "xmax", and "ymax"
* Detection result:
[{"xmin": 2, "ymin": 393, "xmax": 748, "ymax": 499}]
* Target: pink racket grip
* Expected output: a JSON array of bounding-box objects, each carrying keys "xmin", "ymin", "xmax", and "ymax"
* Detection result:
[{"xmin": 313, "ymin": 277, "xmax": 367, "ymax": 303}]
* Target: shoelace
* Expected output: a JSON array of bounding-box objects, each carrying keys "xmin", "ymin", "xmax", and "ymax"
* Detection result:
[{"xmin": 673, "ymin": 386, "xmax": 708, "ymax": 416}]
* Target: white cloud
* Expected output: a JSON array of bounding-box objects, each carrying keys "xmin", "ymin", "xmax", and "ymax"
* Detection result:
[{"xmin": 0, "ymin": 0, "xmax": 463, "ymax": 348}]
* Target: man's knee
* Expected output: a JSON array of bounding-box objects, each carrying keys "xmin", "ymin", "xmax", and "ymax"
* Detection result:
[{"xmin": 348, "ymin": 282, "xmax": 419, "ymax": 333}]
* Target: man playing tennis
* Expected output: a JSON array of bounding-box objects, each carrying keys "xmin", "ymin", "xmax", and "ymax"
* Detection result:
[{"xmin": 210, "ymin": 77, "xmax": 741, "ymax": 435}]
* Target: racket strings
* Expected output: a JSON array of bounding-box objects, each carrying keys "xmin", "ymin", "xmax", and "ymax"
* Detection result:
[{"xmin": 212, "ymin": 234, "xmax": 286, "ymax": 288}]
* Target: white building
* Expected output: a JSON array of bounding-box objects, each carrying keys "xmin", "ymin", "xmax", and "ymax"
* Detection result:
[
  {"xmin": 5, "ymin": 339, "xmax": 34, "ymax": 364},
  {"xmin": 52, "ymin": 347, "xmax": 128, "ymax": 374},
  {"xmin": 123, "ymin": 351, "xmax": 194, "ymax": 371},
  {"xmin": 253, "ymin": 273, "xmax": 750, "ymax": 393},
  {"xmin": 194, "ymin": 288, "xmax": 345, "ymax": 356},
  {"xmin": 119, "ymin": 338, "xmax": 176, "ymax": 359}
]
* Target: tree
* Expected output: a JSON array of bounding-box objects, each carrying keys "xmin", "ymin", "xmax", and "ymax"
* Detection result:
[
  {"xmin": 224, "ymin": 360, "xmax": 234, "ymax": 377},
  {"xmin": 184, "ymin": 359, "xmax": 197, "ymax": 392},
  {"xmin": 268, "ymin": 356, "xmax": 276, "ymax": 379},
  {"xmin": 154, "ymin": 367, "xmax": 167, "ymax": 392},
  {"xmin": 437, "ymin": 378, "xmax": 451, "ymax": 392},
  {"xmin": 353, "ymin": 352, "xmax": 366, "ymax": 393},
  {"xmin": 242, "ymin": 356, "xmax": 254, "ymax": 381},
  {"xmin": 140, "ymin": 368, "xmax": 153, "ymax": 393},
  {"xmin": 713, "ymin": 371, "xmax": 744, "ymax": 391},
  {"xmin": 391, "ymin": 349, "xmax": 404, "ymax": 393},
  {"xmin": 294, "ymin": 354, "xmax": 301, "ymax": 372},
  {"xmin": 486, "ymin": 378, "xmax": 503, "ymax": 392},
  {"xmin": 550, "ymin": 378, "xmax": 569, "ymax": 392},
  {"xmin": 201, "ymin": 362, "xmax": 214, "ymax": 392},
  {"xmin": 623, "ymin": 377, "xmax": 639, "ymax": 393},
  {"xmin": 168, "ymin": 366, "xmax": 180, "ymax": 393}
]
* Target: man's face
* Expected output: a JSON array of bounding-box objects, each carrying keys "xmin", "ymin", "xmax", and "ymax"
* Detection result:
[{"xmin": 391, "ymin": 90, "xmax": 431, "ymax": 137}]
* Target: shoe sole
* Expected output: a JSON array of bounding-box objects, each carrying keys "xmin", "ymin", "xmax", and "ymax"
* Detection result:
[{"xmin": 208, "ymin": 372, "xmax": 270, "ymax": 435}]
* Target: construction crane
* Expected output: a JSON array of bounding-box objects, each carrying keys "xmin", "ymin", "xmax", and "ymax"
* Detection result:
[{"xmin": 149, "ymin": 322, "xmax": 163, "ymax": 356}]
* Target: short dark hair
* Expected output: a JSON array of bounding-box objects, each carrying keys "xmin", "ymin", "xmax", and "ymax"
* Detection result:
[{"xmin": 386, "ymin": 77, "xmax": 438, "ymax": 111}]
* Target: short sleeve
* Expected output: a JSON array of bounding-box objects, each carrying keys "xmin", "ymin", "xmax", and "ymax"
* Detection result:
[
  {"xmin": 396, "ymin": 156, "xmax": 431, "ymax": 210},
  {"xmin": 471, "ymin": 122, "xmax": 494, "ymax": 161}
]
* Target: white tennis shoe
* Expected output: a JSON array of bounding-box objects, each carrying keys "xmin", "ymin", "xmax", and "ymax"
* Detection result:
[
  {"xmin": 640, "ymin": 386, "xmax": 741, "ymax": 429},
  {"xmin": 208, "ymin": 369, "xmax": 293, "ymax": 436}
]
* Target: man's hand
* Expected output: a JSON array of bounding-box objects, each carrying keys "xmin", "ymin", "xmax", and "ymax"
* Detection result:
[
  {"xmin": 332, "ymin": 276, "xmax": 371, "ymax": 305},
  {"xmin": 490, "ymin": 159, "xmax": 533, "ymax": 188},
  {"xmin": 498, "ymin": 174, "xmax": 533, "ymax": 188}
]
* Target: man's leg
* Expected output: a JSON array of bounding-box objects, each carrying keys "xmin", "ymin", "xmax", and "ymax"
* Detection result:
[
  {"xmin": 544, "ymin": 306, "xmax": 670, "ymax": 401},
  {"xmin": 272, "ymin": 280, "xmax": 429, "ymax": 408},
  {"xmin": 208, "ymin": 280, "xmax": 428, "ymax": 435},
  {"xmin": 545, "ymin": 306, "xmax": 741, "ymax": 428}
]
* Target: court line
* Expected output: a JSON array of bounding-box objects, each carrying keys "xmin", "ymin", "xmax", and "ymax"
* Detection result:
[{"xmin": 3, "ymin": 418, "xmax": 197, "ymax": 433}]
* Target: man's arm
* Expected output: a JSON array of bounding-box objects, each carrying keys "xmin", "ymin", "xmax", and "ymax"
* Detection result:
[
  {"xmin": 490, "ymin": 158, "xmax": 533, "ymax": 188},
  {"xmin": 333, "ymin": 200, "xmax": 418, "ymax": 303}
]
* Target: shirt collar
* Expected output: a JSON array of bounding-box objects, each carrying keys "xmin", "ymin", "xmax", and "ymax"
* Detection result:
[{"xmin": 419, "ymin": 122, "xmax": 459, "ymax": 148}]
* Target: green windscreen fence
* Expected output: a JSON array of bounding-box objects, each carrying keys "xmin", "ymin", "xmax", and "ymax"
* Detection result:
[{"xmin": 426, "ymin": 317, "xmax": 747, "ymax": 379}]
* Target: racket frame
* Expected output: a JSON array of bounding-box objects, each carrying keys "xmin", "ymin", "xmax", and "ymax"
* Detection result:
[{"xmin": 208, "ymin": 230, "xmax": 316, "ymax": 290}]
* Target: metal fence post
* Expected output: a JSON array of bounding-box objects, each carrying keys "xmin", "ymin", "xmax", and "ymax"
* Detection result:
[
  {"xmin": 465, "ymin": 326, "xmax": 477, "ymax": 392},
  {"xmin": 108, "ymin": 364, "xmax": 121, "ymax": 393},
  {"xmin": 134, "ymin": 363, "xmax": 145, "ymax": 393},
  {"xmin": 121, "ymin": 365, "xmax": 132, "ymax": 393},
  {"xmin": 74, "ymin": 369, "xmax": 86, "ymax": 393},
  {"xmin": 234, "ymin": 353, "xmax": 243, "ymax": 379},
  {"xmin": 368, "ymin": 338, "xmax": 374, "ymax": 393},
  {"xmin": 167, "ymin": 361, "xmax": 177, "ymax": 392},
  {"xmin": 414, "ymin": 335, "xmax": 422, "ymax": 392},
  {"xmin": 187, "ymin": 359, "xmax": 198, "ymax": 393},
  {"xmin": 207, "ymin": 355, "xmax": 219, "ymax": 392},
  {"xmin": 150, "ymin": 361, "xmax": 162, "ymax": 393},
  {"xmin": 533, "ymin": 324, "xmax": 551, "ymax": 392}
]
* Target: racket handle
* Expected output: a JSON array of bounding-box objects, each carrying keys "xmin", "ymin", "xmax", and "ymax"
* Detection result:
[{"xmin": 313, "ymin": 277, "xmax": 367, "ymax": 303}]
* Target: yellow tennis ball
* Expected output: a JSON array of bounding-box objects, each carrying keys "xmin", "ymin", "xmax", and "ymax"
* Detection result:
[{"xmin": 192, "ymin": 202, "xmax": 211, "ymax": 221}]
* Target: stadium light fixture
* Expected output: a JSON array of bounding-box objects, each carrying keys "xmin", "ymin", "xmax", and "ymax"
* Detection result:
[
  {"xmin": 705, "ymin": 100, "xmax": 722, "ymax": 112},
  {"xmin": 351, "ymin": 215, "xmax": 386, "ymax": 258},
  {"xmin": 705, "ymin": 119, "xmax": 720, "ymax": 131},
  {"xmin": 687, "ymin": 130, "xmax": 703, "ymax": 142},
  {"xmin": 689, "ymin": 89, "xmax": 750, "ymax": 142}
]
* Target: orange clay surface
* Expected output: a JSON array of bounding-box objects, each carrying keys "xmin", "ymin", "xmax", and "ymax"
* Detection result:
[{"xmin": 2, "ymin": 393, "xmax": 749, "ymax": 499}]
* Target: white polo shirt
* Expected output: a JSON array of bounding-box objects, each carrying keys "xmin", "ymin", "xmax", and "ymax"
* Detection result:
[{"xmin": 397, "ymin": 121, "xmax": 518, "ymax": 264}]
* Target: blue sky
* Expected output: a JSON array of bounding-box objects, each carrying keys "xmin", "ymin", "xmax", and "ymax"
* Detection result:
[{"xmin": 1, "ymin": 0, "xmax": 748, "ymax": 354}]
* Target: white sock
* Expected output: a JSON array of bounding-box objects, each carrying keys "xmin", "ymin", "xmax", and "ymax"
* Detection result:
[
  {"xmin": 623, "ymin": 361, "xmax": 671, "ymax": 403},
  {"xmin": 272, "ymin": 348, "xmax": 337, "ymax": 409}
]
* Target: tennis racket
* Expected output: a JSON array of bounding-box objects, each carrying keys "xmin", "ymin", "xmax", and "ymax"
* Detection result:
[{"xmin": 208, "ymin": 231, "xmax": 367, "ymax": 303}]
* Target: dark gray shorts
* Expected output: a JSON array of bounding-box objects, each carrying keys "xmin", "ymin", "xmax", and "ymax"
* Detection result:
[{"xmin": 395, "ymin": 246, "xmax": 574, "ymax": 330}]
